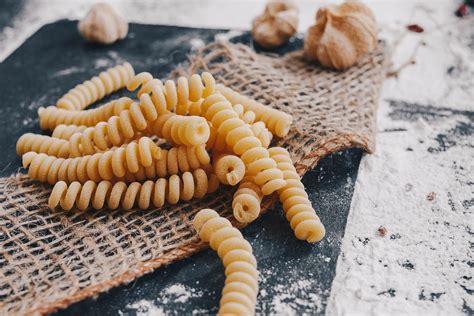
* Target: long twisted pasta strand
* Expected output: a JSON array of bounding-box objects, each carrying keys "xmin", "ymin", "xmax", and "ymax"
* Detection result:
[
  {"xmin": 49, "ymin": 169, "xmax": 219, "ymax": 211},
  {"xmin": 232, "ymin": 176, "xmax": 263, "ymax": 224},
  {"xmin": 52, "ymin": 124, "xmax": 88, "ymax": 140},
  {"xmin": 56, "ymin": 62, "xmax": 135, "ymax": 110},
  {"xmin": 250, "ymin": 121, "xmax": 273, "ymax": 149},
  {"xmin": 17, "ymin": 133, "xmax": 71, "ymax": 158},
  {"xmin": 193, "ymin": 209, "xmax": 258, "ymax": 316},
  {"xmin": 268, "ymin": 147, "xmax": 326, "ymax": 243},
  {"xmin": 39, "ymin": 97, "xmax": 134, "ymax": 130},
  {"xmin": 200, "ymin": 94, "xmax": 286, "ymax": 195},
  {"xmin": 127, "ymin": 72, "xmax": 216, "ymax": 115},
  {"xmin": 216, "ymin": 84, "xmax": 293, "ymax": 138},
  {"xmin": 22, "ymin": 137, "xmax": 162, "ymax": 184},
  {"xmin": 140, "ymin": 144, "xmax": 211, "ymax": 178}
]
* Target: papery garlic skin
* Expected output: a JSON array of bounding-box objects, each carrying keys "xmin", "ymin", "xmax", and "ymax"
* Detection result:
[
  {"xmin": 252, "ymin": 0, "xmax": 299, "ymax": 49},
  {"xmin": 78, "ymin": 2, "xmax": 128, "ymax": 45},
  {"xmin": 304, "ymin": 1, "xmax": 377, "ymax": 70}
]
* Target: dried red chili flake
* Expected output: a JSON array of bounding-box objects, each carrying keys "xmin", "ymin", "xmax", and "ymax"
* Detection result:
[
  {"xmin": 407, "ymin": 24, "xmax": 424, "ymax": 33},
  {"xmin": 456, "ymin": 3, "xmax": 469, "ymax": 17},
  {"xmin": 377, "ymin": 226, "xmax": 387, "ymax": 237}
]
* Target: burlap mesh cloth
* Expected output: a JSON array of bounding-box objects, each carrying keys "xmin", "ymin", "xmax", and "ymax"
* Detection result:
[{"xmin": 0, "ymin": 41, "xmax": 387, "ymax": 315}]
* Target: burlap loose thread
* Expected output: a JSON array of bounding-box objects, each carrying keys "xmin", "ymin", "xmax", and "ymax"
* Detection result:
[{"xmin": 0, "ymin": 41, "xmax": 387, "ymax": 315}]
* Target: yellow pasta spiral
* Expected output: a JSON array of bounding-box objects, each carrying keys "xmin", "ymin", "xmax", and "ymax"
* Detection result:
[
  {"xmin": 22, "ymin": 137, "xmax": 162, "ymax": 184},
  {"xmin": 232, "ymin": 176, "xmax": 263, "ymax": 224},
  {"xmin": 214, "ymin": 154, "xmax": 245, "ymax": 186},
  {"xmin": 127, "ymin": 72, "xmax": 216, "ymax": 115},
  {"xmin": 39, "ymin": 97, "xmax": 134, "ymax": 130},
  {"xmin": 193, "ymin": 209, "xmax": 258, "ymax": 316},
  {"xmin": 250, "ymin": 121, "xmax": 273, "ymax": 149},
  {"xmin": 49, "ymin": 168, "xmax": 218, "ymax": 211},
  {"xmin": 232, "ymin": 103, "xmax": 256, "ymax": 124},
  {"xmin": 16, "ymin": 133, "xmax": 70, "ymax": 158},
  {"xmin": 52, "ymin": 124, "xmax": 88, "ymax": 140},
  {"xmin": 67, "ymin": 96, "xmax": 163, "ymax": 156},
  {"xmin": 268, "ymin": 147, "xmax": 326, "ymax": 243},
  {"xmin": 56, "ymin": 62, "xmax": 135, "ymax": 110},
  {"xmin": 148, "ymin": 113, "xmax": 210, "ymax": 147},
  {"xmin": 201, "ymin": 94, "xmax": 286, "ymax": 195},
  {"xmin": 216, "ymin": 84, "xmax": 293, "ymax": 138},
  {"xmin": 139, "ymin": 144, "xmax": 211, "ymax": 178}
]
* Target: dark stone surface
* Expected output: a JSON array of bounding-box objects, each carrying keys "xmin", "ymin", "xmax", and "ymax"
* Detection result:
[{"xmin": 0, "ymin": 20, "xmax": 363, "ymax": 314}]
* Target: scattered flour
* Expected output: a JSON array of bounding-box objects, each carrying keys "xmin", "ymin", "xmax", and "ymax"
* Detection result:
[
  {"xmin": 328, "ymin": 3, "xmax": 473, "ymax": 315},
  {"xmin": 52, "ymin": 66, "xmax": 83, "ymax": 77},
  {"xmin": 123, "ymin": 283, "xmax": 203, "ymax": 315}
]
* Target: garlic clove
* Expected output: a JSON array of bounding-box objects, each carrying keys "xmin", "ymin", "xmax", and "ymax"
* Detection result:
[
  {"xmin": 304, "ymin": 1, "xmax": 378, "ymax": 70},
  {"xmin": 252, "ymin": 0, "xmax": 299, "ymax": 49},
  {"xmin": 78, "ymin": 2, "xmax": 128, "ymax": 45}
]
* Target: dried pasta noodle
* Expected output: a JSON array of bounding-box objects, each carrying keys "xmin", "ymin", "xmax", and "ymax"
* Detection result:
[
  {"xmin": 269, "ymin": 147, "xmax": 325, "ymax": 243},
  {"xmin": 232, "ymin": 176, "xmax": 263, "ymax": 224},
  {"xmin": 216, "ymin": 84, "xmax": 292, "ymax": 138},
  {"xmin": 193, "ymin": 209, "xmax": 258, "ymax": 316},
  {"xmin": 213, "ymin": 154, "xmax": 245, "ymax": 186},
  {"xmin": 200, "ymin": 94, "xmax": 286, "ymax": 195},
  {"xmin": 126, "ymin": 71, "xmax": 216, "ymax": 115},
  {"xmin": 56, "ymin": 62, "xmax": 135, "ymax": 110},
  {"xmin": 48, "ymin": 169, "xmax": 218, "ymax": 211},
  {"xmin": 17, "ymin": 133, "xmax": 71, "ymax": 158},
  {"xmin": 39, "ymin": 97, "xmax": 134, "ymax": 130},
  {"xmin": 22, "ymin": 137, "xmax": 162, "ymax": 184}
]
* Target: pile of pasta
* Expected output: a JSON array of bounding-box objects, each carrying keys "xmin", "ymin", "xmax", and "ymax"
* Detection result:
[{"xmin": 16, "ymin": 62, "xmax": 326, "ymax": 314}]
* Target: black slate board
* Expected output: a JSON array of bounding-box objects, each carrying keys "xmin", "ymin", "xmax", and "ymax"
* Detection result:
[{"xmin": 0, "ymin": 20, "xmax": 363, "ymax": 315}]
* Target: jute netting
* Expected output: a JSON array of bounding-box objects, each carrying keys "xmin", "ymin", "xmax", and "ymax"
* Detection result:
[{"xmin": 0, "ymin": 41, "xmax": 387, "ymax": 315}]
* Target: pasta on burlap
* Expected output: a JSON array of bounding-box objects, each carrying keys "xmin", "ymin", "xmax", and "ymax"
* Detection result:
[{"xmin": 1, "ymin": 40, "xmax": 386, "ymax": 315}]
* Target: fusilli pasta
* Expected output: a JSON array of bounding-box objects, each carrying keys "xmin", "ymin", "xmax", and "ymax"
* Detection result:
[
  {"xmin": 49, "ymin": 169, "xmax": 218, "ymax": 210},
  {"xmin": 52, "ymin": 124, "xmax": 88, "ymax": 140},
  {"xmin": 193, "ymin": 209, "xmax": 258, "ymax": 316},
  {"xmin": 16, "ymin": 133, "xmax": 70, "ymax": 158},
  {"xmin": 269, "ymin": 147, "xmax": 326, "ymax": 243},
  {"xmin": 214, "ymin": 154, "xmax": 245, "ymax": 186},
  {"xmin": 250, "ymin": 121, "xmax": 273, "ymax": 149},
  {"xmin": 56, "ymin": 62, "xmax": 135, "ymax": 110},
  {"xmin": 216, "ymin": 84, "xmax": 293, "ymax": 138},
  {"xmin": 40, "ymin": 97, "xmax": 134, "ymax": 130},
  {"xmin": 232, "ymin": 176, "xmax": 263, "ymax": 224},
  {"xmin": 127, "ymin": 71, "xmax": 216, "ymax": 115},
  {"xmin": 22, "ymin": 137, "xmax": 162, "ymax": 184},
  {"xmin": 201, "ymin": 94, "xmax": 286, "ymax": 195}
]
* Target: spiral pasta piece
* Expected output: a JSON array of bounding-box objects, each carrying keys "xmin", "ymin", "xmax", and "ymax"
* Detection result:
[
  {"xmin": 233, "ymin": 103, "xmax": 256, "ymax": 124},
  {"xmin": 136, "ymin": 144, "xmax": 211, "ymax": 179},
  {"xmin": 214, "ymin": 155, "xmax": 245, "ymax": 186},
  {"xmin": 269, "ymin": 147, "xmax": 326, "ymax": 243},
  {"xmin": 49, "ymin": 168, "xmax": 218, "ymax": 211},
  {"xmin": 127, "ymin": 71, "xmax": 216, "ymax": 115},
  {"xmin": 200, "ymin": 94, "xmax": 286, "ymax": 195},
  {"xmin": 22, "ymin": 137, "xmax": 162, "ymax": 184},
  {"xmin": 52, "ymin": 124, "xmax": 88, "ymax": 140},
  {"xmin": 232, "ymin": 176, "xmax": 263, "ymax": 224},
  {"xmin": 56, "ymin": 62, "xmax": 135, "ymax": 110},
  {"xmin": 216, "ymin": 84, "xmax": 292, "ymax": 138},
  {"xmin": 250, "ymin": 121, "xmax": 273, "ymax": 149},
  {"xmin": 17, "ymin": 133, "xmax": 70, "ymax": 158},
  {"xmin": 148, "ymin": 113, "xmax": 210, "ymax": 147},
  {"xmin": 193, "ymin": 209, "xmax": 258, "ymax": 316},
  {"xmin": 39, "ymin": 97, "xmax": 134, "ymax": 130}
]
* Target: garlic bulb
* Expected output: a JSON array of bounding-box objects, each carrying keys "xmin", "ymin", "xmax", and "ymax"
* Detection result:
[
  {"xmin": 304, "ymin": 1, "xmax": 377, "ymax": 70},
  {"xmin": 78, "ymin": 2, "xmax": 128, "ymax": 45},
  {"xmin": 252, "ymin": 0, "xmax": 299, "ymax": 49}
]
